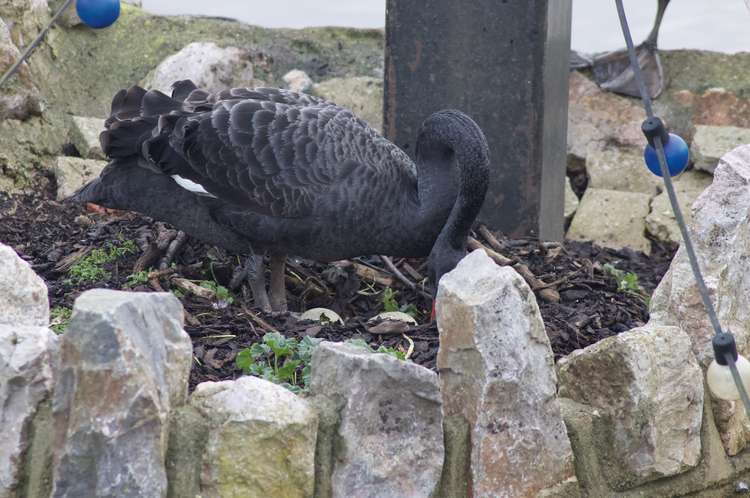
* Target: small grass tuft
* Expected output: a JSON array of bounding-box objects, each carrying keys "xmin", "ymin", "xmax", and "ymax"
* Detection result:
[
  {"xmin": 50, "ymin": 306, "xmax": 72, "ymax": 334},
  {"xmin": 67, "ymin": 240, "xmax": 138, "ymax": 285}
]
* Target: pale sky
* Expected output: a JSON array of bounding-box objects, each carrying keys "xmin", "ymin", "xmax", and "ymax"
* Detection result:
[{"xmin": 141, "ymin": 0, "xmax": 750, "ymax": 54}]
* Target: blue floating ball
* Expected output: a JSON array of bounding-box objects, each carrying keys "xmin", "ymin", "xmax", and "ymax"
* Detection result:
[
  {"xmin": 76, "ymin": 0, "xmax": 120, "ymax": 29},
  {"xmin": 643, "ymin": 133, "xmax": 690, "ymax": 177}
]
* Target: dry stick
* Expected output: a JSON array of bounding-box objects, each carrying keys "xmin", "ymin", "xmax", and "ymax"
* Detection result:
[
  {"xmin": 379, "ymin": 256, "xmax": 433, "ymax": 300},
  {"xmin": 171, "ymin": 278, "xmax": 217, "ymax": 300},
  {"xmin": 468, "ymin": 237, "xmax": 560, "ymax": 303},
  {"xmin": 380, "ymin": 255, "xmax": 416, "ymax": 289},
  {"xmin": 402, "ymin": 334, "xmax": 415, "ymax": 360},
  {"xmin": 350, "ymin": 261, "xmax": 394, "ymax": 287},
  {"xmin": 241, "ymin": 305, "xmax": 278, "ymax": 334}
]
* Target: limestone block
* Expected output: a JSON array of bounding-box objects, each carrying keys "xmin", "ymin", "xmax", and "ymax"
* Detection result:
[{"xmin": 436, "ymin": 250, "xmax": 576, "ymax": 498}]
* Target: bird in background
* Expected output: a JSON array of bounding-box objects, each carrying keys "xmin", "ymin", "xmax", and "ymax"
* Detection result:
[{"xmin": 74, "ymin": 80, "xmax": 490, "ymax": 313}]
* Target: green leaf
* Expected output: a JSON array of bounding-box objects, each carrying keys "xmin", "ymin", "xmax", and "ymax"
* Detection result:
[
  {"xmin": 264, "ymin": 332, "xmax": 295, "ymax": 358},
  {"xmin": 276, "ymin": 359, "xmax": 302, "ymax": 382},
  {"xmin": 346, "ymin": 338, "xmax": 373, "ymax": 352},
  {"xmin": 235, "ymin": 349, "xmax": 256, "ymax": 372},
  {"xmin": 297, "ymin": 336, "xmax": 322, "ymax": 363},
  {"xmin": 249, "ymin": 342, "xmax": 271, "ymax": 358},
  {"xmin": 376, "ymin": 345, "xmax": 406, "ymax": 361},
  {"xmin": 382, "ymin": 288, "xmax": 400, "ymax": 312}
]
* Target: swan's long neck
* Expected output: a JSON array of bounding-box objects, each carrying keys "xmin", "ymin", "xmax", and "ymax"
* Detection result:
[{"xmin": 415, "ymin": 110, "xmax": 489, "ymax": 251}]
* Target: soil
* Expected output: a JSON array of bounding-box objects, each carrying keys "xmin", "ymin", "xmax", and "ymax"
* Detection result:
[{"xmin": 0, "ymin": 193, "xmax": 676, "ymax": 391}]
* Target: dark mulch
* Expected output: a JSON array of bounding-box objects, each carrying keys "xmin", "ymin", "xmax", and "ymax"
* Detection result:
[{"xmin": 0, "ymin": 193, "xmax": 675, "ymax": 390}]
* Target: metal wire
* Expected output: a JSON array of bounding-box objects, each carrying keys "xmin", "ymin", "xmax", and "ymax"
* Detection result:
[
  {"xmin": 0, "ymin": 0, "xmax": 75, "ymax": 90},
  {"xmin": 615, "ymin": 0, "xmax": 750, "ymax": 416}
]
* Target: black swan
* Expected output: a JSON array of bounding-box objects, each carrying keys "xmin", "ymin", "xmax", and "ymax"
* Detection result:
[{"xmin": 74, "ymin": 80, "xmax": 490, "ymax": 312}]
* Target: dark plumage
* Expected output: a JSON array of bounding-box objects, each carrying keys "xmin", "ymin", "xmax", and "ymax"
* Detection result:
[{"xmin": 75, "ymin": 80, "xmax": 490, "ymax": 311}]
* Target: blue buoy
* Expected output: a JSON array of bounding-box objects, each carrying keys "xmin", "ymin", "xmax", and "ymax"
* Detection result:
[
  {"xmin": 643, "ymin": 133, "xmax": 689, "ymax": 177},
  {"xmin": 76, "ymin": 0, "xmax": 120, "ymax": 29}
]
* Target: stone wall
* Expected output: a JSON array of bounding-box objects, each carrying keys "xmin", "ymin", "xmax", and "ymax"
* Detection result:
[{"xmin": 7, "ymin": 143, "xmax": 750, "ymax": 497}]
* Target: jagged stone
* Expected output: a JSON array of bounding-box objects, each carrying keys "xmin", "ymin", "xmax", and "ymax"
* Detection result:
[
  {"xmin": 52, "ymin": 156, "xmax": 106, "ymax": 200},
  {"xmin": 283, "ymin": 69, "xmax": 314, "ymax": 94},
  {"xmin": 0, "ymin": 243, "xmax": 49, "ymax": 327},
  {"xmin": 50, "ymin": 290, "xmax": 192, "ymax": 498},
  {"xmin": 310, "ymin": 341, "xmax": 443, "ymax": 498},
  {"xmin": 566, "ymin": 188, "xmax": 652, "ymax": 254},
  {"xmin": 0, "ymin": 325, "xmax": 58, "ymax": 498},
  {"xmin": 558, "ymin": 324, "xmax": 703, "ymax": 489},
  {"xmin": 142, "ymin": 42, "xmax": 256, "ymax": 95},
  {"xmin": 650, "ymin": 144, "xmax": 750, "ymax": 456},
  {"xmin": 436, "ymin": 250, "xmax": 576, "ymax": 498},
  {"xmin": 567, "ymin": 71, "xmax": 646, "ymax": 161},
  {"xmin": 586, "ymin": 146, "xmax": 661, "ymax": 195},
  {"xmin": 313, "ymin": 76, "xmax": 383, "ymax": 132},
  {"xmin": 646, "ymin": 170, "xmax": 713, "ymax": 244},
  {"xmin": 692, "ymin": 124, "xmax": 750, "ymax": 173},
  {"xmin": 173, "ymin": 377, "xmax": 317, "ymax": 498},
  {"xmin": 0, "ymin": 17, "xmax": 42, "ymax": 120},
  {"xmin": 0, "ymin": 243, "xmax": 57, "ymax": 498},
  {"xmin": 70, "ymin": 116, "xmax": 105, "ymax": 160}
]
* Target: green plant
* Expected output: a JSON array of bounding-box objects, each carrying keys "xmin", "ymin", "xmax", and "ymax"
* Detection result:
[
  {"xmin": 125, "ymin": 270, "xmax": 150, "ymax": 288},
  {"xmin": 198, "ymin": 280, "xmax": 234, "ymax": 304},
  {"xmin": 50, "ymin": 306, "xmax": 72, "ymax": 334},
  {"xmin": 381, "ymin": 288, "xmax": 421, "ymax": 320},
  {"xmin": 603, "ymin": 263, "xmax": 645, "ymax": 296},
  {"xmin": 346, "ymin": 338, "xmax": 407, "ymax": 361},
  {"xmin": 236, "ymin": 333, "xmax": 322, "ymax": 393},
  {"xmin": 67, "ymin": 240, "xmax": 138, "ymax": 284}
]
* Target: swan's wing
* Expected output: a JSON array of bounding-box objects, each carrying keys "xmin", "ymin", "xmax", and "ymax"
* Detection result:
[
  {"xmin": 139, "ymin": 83, "xmax": 413, "ymax": 219},
  {"xmin": 172, "ymin": 79, "xmax": 330, "ymax": 111}
]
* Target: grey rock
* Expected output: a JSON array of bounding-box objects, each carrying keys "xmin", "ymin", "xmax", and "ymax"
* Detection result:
[
  {"xmin": 0, "ymin": 243, "xmax": 49, "ymax": 327},
  {"xmin": 70, "ymin": 116, "xmax": 105, "ymax": 159},
  {"xmin": 0, "ymin": 17, "xmax": 42, "ymax": 120},
  {"xmin": 310, "ymin": 341, "xmax": 443, "ymax": 498},
  {"xmin": 51, "ymin": 290, "xmax": 192, "ymax": 498},
  {"xmin": 283, "ymin": 69, "xmax": 314, "ymax": 94},
  {"xmin": 564, "ymin": 176, "xmax": 579, "ymax": 218},
  {"xmin": 650, "ymin": 144, "xmax": 750, "ymax": 456},
  {"xmin": 0, "ymin": 324, "xmax": 58, "ymax": 497},
  {"xmin": 180, "ymin": 377, "xmax": 317, "ymax": 498},
  {"xmin": 692, "ymin": 125, "xmax": 750, "ymax": 173},
  {"xmin": 646, "ymin": 170, "xmax": 713, "ymax": 244},
  {"xmin": 566, "ymin": 188, "xmax": 652, "ymax": 254},
  {"xmin": 586, "ymin": 146, "xmax": 661, "ymax": 195},
  {"xmin": 313, "ymin": 76, "xmax": 383, "ymax": 132},
  {"xmin": 567, "ymin": 71, "xmax": 646, "ymax": 161},
  {"xmin": 558, "ymin": 324, "xmax": 703, "ymax": 489},
  {"xmin": 52, "ymin": 156, "xmax": 106, "ymax": 200},
  {"xmin": 436, "ymin": 250, "xmax": 576, "ymax": 498},
  {"xmin": 142, "ymin": 42, "xmax": 255, "ymax": 95}
]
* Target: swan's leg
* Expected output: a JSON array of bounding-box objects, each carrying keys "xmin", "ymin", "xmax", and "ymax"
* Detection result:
[
  {"xmin": 269, "ymin": 253, "xmax": 288, "ymax": 312},
  {"xmin": 248, "ymin": 254, "xmax": 271, "ymax": 312}
]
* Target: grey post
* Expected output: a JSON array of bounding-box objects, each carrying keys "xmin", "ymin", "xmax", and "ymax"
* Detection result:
[{"xmin": 384, "ymin": 0, "xmax": 572, "ymax": 239}]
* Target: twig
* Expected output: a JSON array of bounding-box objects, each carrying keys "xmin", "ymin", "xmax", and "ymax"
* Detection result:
[
  {"xmin": 380, "ymin": 255, "xmax": 416, "ymax": 289},
  {"xmin": 351, "ymin": 261, "xmax": 394, "ymax": 287},
  {"xmin": 241, "ymin": 305, "xmax": 278, "ymax": 334},
  {"xmin": 171, "ymin": 277, "xmax": 216, "ymax": 300},
  {"xmin": 468, "ymin": 237, "xmax": 513, "ymax": 265},
  {"xmin": 402, "ymin": 334, "xmax": 415, "ymax": 360},
  {"xmin": 468, "ymin": 237, "xmax": 560, "ymax": 303},
  {"xmin": 401, "ymin": 261, "xmax": 424, "ymax": 282}
]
